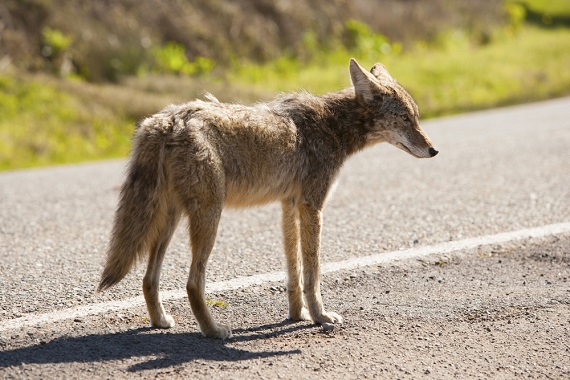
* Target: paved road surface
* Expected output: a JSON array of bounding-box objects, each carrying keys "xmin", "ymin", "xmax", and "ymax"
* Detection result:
[{"xmin": 1, "ymin": 97, "xmax": 569, "ymax": 378}]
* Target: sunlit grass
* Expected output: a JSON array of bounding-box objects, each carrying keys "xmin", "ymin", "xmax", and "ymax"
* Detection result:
[
  {"xmin": 391, "ymin": 26, "xmax": 570, "ymax": 116},
  {"xmin": 0, "ymin": 75, "xmax": 132, "ymax": 170},
  {"xmin": 228, "ymin": 26, "xmax": 570, "ymax": 118},
  {"xmin": 1, "ymin": 25, "xmax": 569, "ymax": 171},
  {"xmin": 514, "ymin": 0, "xmax": 570, "ymax": 17}
]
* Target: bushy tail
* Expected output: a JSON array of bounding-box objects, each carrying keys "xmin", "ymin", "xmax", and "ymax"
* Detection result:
[{"xmin": 98, "ymin": 131, "xmax": 166, "ymax": 292}]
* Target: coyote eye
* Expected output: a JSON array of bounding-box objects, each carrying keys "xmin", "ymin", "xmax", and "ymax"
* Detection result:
[{"xmin": 401, "ymin": 115, "xmax": 409, "ymax": 123}]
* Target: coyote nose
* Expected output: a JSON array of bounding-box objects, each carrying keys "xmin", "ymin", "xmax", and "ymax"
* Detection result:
[{"xmin": 429, "ymin": 147, "xmax": 439, "ymax": 157}]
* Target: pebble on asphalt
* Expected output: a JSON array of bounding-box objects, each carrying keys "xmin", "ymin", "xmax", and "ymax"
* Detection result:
[{"xmin": 322, "ymin": 323, "xmax": 335, "ymax": 332}]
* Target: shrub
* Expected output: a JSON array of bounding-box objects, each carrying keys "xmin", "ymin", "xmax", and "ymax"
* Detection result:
[
  {"xmin": 151, "ymin": 42, "xmax": 214, "ymax": 76},
  {"xmin": 344, "ymin": 20, "xmax": 401, "ymax": 62}
]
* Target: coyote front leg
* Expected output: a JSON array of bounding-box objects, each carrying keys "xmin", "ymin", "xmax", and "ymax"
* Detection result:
[
  {"xmin": 298, "ymin": 203, "xmax": 343, "ymax": 325},
  {"xmin": 281, "ymin": 199, "xmax": 311, "ymax": 321},
  {"xmin": 186, "ymin": 204, "xmax": 232, "ymax": 339}
]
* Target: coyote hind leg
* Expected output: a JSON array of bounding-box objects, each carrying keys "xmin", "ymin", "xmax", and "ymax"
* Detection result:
[
  {"xmin": 142, "ymin": 207, "xmax": 181, "ymax": 328},
  {"xmin": 281, "ymin": 199, "xmax": 310, "ymax": 321},
  {"xmin": 186, "ymin": 203, "xmax": 231, "ymax": 339}
]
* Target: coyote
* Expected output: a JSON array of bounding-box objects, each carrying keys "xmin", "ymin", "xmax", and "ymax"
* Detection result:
[{"xmin": 98, "ymin": 58, "xmax": 438, "ymax": 339}]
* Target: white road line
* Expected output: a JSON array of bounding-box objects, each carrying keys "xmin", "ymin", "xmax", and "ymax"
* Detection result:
[{"xmin": 2, "ymin": 222, "xmax": 569, "ymax": 333}]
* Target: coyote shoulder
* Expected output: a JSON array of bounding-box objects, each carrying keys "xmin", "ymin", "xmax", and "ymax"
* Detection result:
[{"xmin": 98, "ymin": 58, "xmax": 438, "ymax": 339}]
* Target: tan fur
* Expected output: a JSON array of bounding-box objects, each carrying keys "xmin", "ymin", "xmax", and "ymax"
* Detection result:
[{"xmin": 98, "ymin": 59, "xmax": 438, "ymax": 339}]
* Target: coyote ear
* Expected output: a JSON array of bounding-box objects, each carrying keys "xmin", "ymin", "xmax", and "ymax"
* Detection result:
[
  {"xmin": 370, "ymin": 63, "xmax": 395, "ymax": 84},
  {"xmin": 349, "ymin": 58, "xmax": 377, "ymax": 102}
]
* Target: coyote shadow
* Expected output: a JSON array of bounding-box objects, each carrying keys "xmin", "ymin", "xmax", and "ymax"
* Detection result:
[{"xmin": 0, "ymin": 320, "xmax": 307, "ymax": 372}]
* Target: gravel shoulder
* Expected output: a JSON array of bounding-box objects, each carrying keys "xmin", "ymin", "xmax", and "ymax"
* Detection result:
[{"xmin": 1, "ymin": 234, "xmax": 568, "ymax": 379}]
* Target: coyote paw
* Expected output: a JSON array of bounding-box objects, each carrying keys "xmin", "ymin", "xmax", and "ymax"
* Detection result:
[
  {"xmin": 288, "ymin": 307, "xmax": 312, "ymax": 321},
  {"xmin": 314, "ymin": 311, "xmax": 343, "ymax": 325},
  {"xmin": 203, "ymin": 324, "xmax": 233, "ymax": 340},
  {"xmin": 151, "ymin": 314, "xmax": 176, "ymax": 329}
]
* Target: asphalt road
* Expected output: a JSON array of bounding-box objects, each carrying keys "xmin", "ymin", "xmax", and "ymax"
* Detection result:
[{"xmin": 1, "ymin": 97, "xmax": 569, "ymax": 379}]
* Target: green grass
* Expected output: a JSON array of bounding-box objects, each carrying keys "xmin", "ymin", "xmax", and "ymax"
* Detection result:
[
  {"xmin": 515, "ymin": 0, "xmax": 570, "ymax": 17},
  {"xmin": 228, "ymin": 26, "xmax": 570, "ymax": 118},
  {"xmin": 0, "ymin": 75, "xmax": 132, "ymax": 170},
  {"xmin": 2, "ymin": 24, "xmax": 570, "ymax": 171},
  {"xmin": 395, "ymin": 26, "xmax": 570, "ymax": 116}
]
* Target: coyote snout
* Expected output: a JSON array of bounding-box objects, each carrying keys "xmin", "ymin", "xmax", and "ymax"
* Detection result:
[
  {"xmin": 388, "ymin": 124, "xmax": 438, "ymax": 159},
  {"xmin": 382, "ymin": 127, "xmax": 438, "ymax": 159},
  {"xmin": 98, "ymin": 58, "xmax": 438, "ymax": 339}
]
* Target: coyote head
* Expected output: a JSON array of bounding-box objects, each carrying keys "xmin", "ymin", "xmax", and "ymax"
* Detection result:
[{"xmin": 349, "ymin": 58, "xmax": 438, "ymax": 158}]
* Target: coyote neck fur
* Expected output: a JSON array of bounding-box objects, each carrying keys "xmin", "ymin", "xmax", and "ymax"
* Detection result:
[{"xmin": 271, "ymin": 88, "xmax": 374, "ymax": 159}]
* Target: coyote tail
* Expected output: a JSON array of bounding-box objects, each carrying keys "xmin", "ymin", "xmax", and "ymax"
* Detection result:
[{"xmin": 98, "ymin": 130, "xmax": 166, "ymax": 292}]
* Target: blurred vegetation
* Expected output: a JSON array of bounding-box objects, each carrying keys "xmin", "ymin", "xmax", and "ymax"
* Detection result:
[
  {"xmin": 150, "ymin": 42, "xmax": 214, "ymax": 76},
  {"xmin": 231, "ymin": 25, "xmax": 570, "ymax": 118},
  {"xmin": 0, "ymin": 0, "xmax": 569, "ymax": 170},
  {"xmin": 0, "ymin": 75, "xmax": 132, "ymax": 170}
]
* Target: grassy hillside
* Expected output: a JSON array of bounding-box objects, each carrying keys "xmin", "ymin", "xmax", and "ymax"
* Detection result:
[
  {"xmin": 1, "ymin": 0, "xmax": 503, "ymax": 82},
  {"xmin": 229, "ymin": 25, "xmax": 570, "ymax": 118},
  {"xmin": 0, "ymin": 75, "xmax": 132, "ymax": 170},
  {"xmin": 0, "ymin": 0, "xmax": 569, "ymax": 170}
]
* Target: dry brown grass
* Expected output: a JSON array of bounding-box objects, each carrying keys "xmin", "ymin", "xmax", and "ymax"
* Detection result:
[
  {"xmin": 0, "ymin": 0, "xmax": 505, "ymax": 82},
  {"xmin": 49, "ymin": 75, "xmax": 275, "ymax": 123}
]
